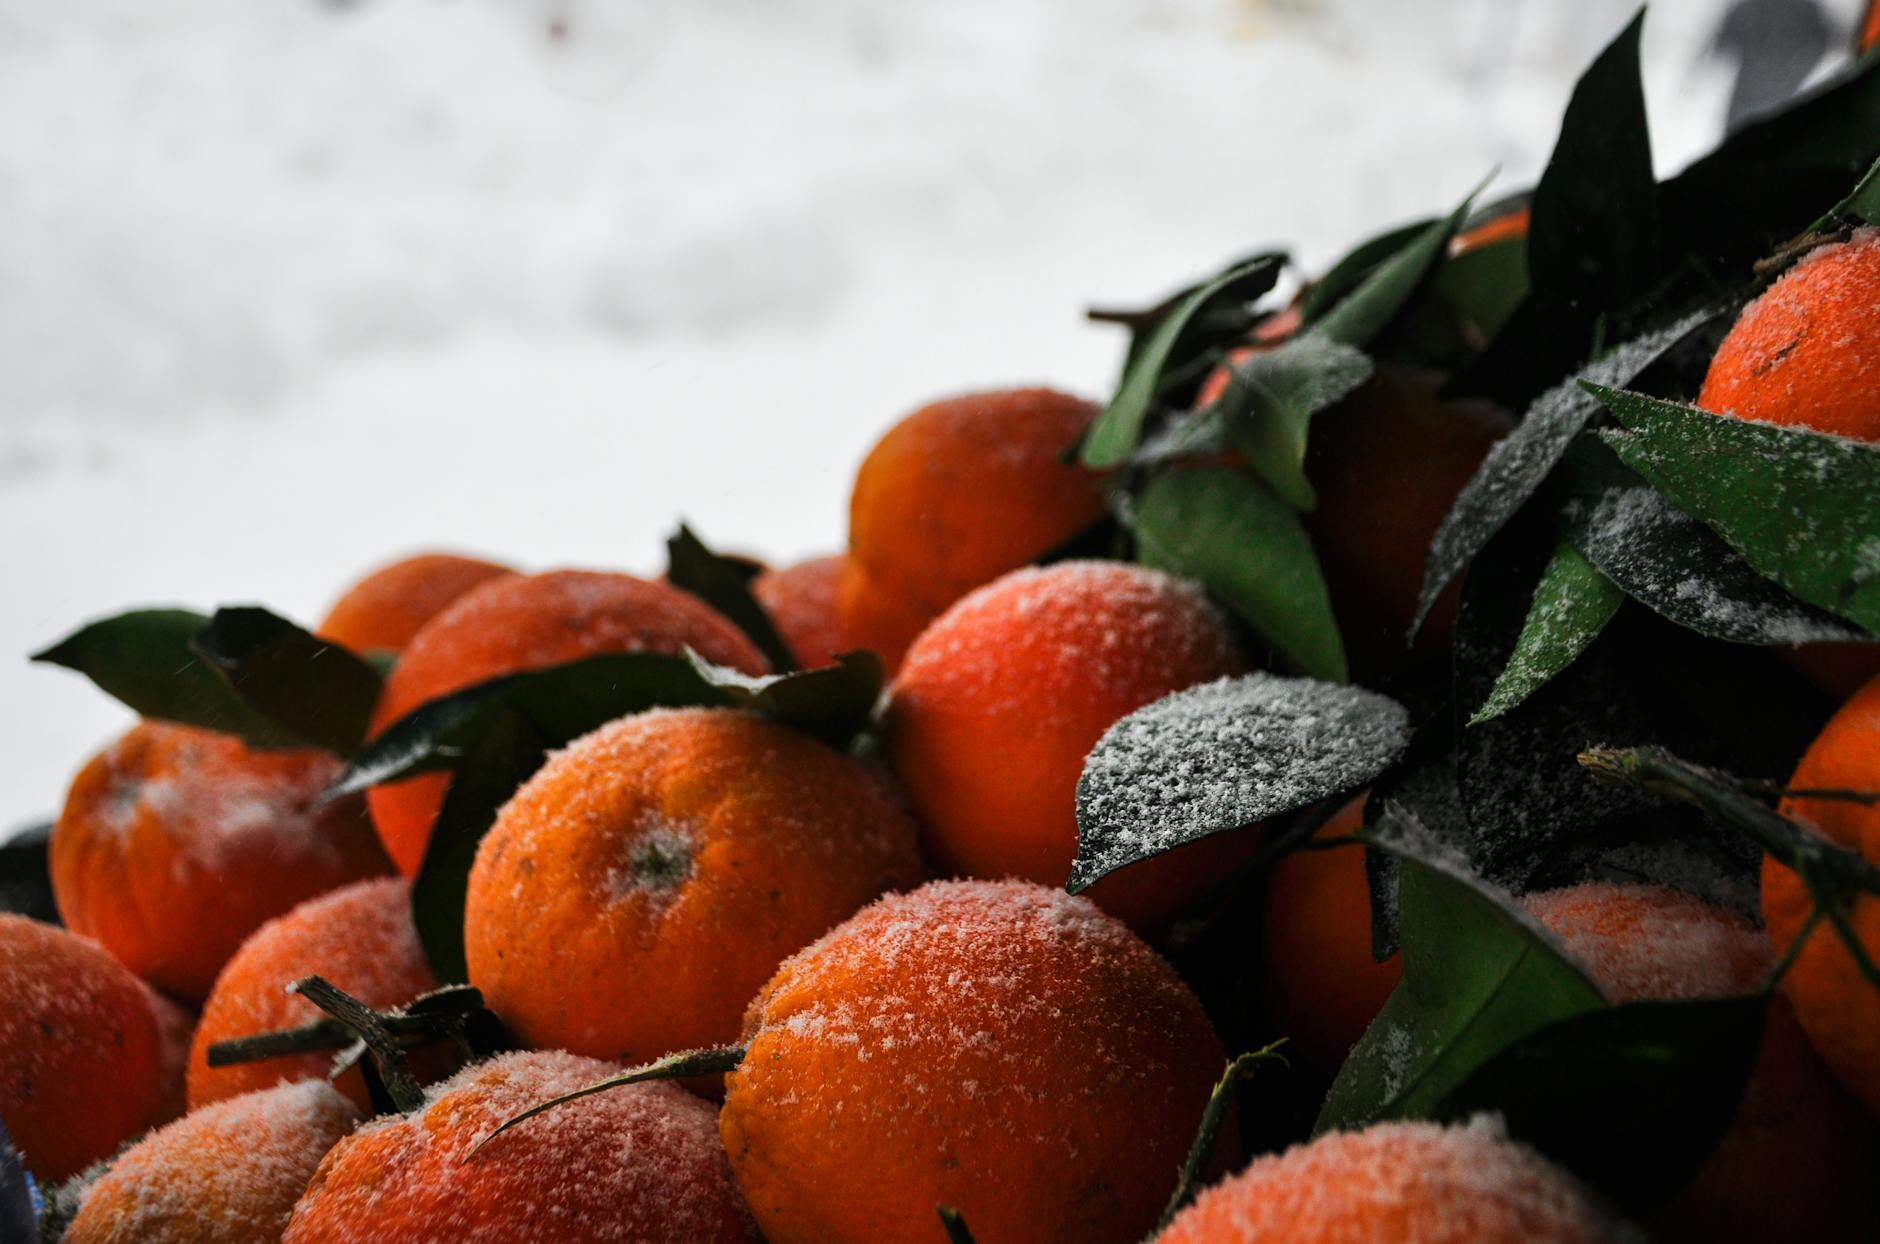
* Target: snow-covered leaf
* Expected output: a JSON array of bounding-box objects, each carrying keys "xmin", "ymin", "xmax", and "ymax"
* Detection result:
[
  {"xmin": 1470, "ymin": 542, "xmax": 1622, "ymax": 724},
  {"xmin": 1590, "ymin": 384, "xmax": 1880, "ymax": 634},
  {"xmin": 1072, "ymin": 674, "xmax": 1409, "ymax": 894},
  {"xmin": 1129, "ymin": 466, "xmax": 1347, "ymax": 681},
  {"xmin": 1212, "ymin": 334, "xmax": 1373, "ymax": 510}
]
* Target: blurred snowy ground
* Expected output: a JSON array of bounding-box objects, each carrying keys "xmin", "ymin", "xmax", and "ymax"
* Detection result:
[{"xmin": 0, "ymin": 0, "xmax": 1863, "ymax": 826}]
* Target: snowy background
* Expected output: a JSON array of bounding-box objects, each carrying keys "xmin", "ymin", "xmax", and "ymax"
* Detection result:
[{"xmin": 1, "ymin": 0, "xmax": 1865, "ymax": 829}]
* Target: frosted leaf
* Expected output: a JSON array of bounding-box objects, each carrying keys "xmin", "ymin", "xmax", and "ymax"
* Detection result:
[
  {"xmin": 1561, "ymin": 463, "xmax": 1870, "ymax": 645},
  {"xmin": 1072, "ymin": 673, "xmax": 1409, "ymax": 893},
  {"xmin": 1414, "ymin": 307, "xmax": 1719, "ymax": 634}
]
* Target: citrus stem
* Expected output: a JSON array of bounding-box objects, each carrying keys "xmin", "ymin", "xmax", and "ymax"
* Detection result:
[
  {"xmin": 1157, "ymin": 1042, "xmax": 1290, "ymax": 1233},
  {"xmin": 468, "ymin": 1044, "xmax": 747, "ymax": 1159},
  {"xmin": 290, "ymin": 975, "xmax": 426, "ymax": 1113}
]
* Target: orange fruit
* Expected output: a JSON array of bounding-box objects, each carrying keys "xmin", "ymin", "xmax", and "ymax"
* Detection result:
[
  {"xmin": 365, "ymin": 569, "xmax": 769, "ymax": 876},
  {"xmin": 1765, "ymin": 671, "xmax": 1880, "ymax": 1116},
  {"xmin": 1449, "ymin": 204, "xmax": 1531, "ymax": 257},
  {"xmin": 751, "ymin": 554, "xmax": 848, "ymax": 669},
  {"xmin": 885, "ymin": 560, "xmax": 1253, "ymax": 932},
  {"xmin": 720, "ymin": 879, "xmax": 1229, "ymax": 1244},
  {"xmin": 142, "ymin": 983, "xmax": 194, "ymax": 1125},
  {"xmin": 283, "ymin": 1050, "xmax": 761, "ymax": 1243},
  {"xmin": 1157, "ymin": 1116, "xmax": 1633, "ymax": 1244},
  {"xmin": 317, "ymin": 551, "xmax": 514, "ymax": 654},
  {"xmin": 1259, "ymin": 795, "xmax": 1402, "ymax": 1069},
  {"xmin": 63, "ymin": 1080, "xmax": 359, "ymax": 1244},
  {"xmin": 188, "ymin": 877, "xmax": 440, "ymax": 1110},
  {"xmin": 51, "ymin": 721, "xmax": 391, "ymax": 1002},
  {"xmin": 0, "ymin": 914, "xmax": 168, "ymax": 1181},
  {"xmin": 1525, "ymin": 883, "xmax": 1879, "ymax": 1242},
  {"xmin": 1866, "ymin": 0, "xmax": 1880, "ymax": 53},
  {"xmin": 464, "ymin": 707, "xmax": 922, "ymax": 1070},
  {"xmin": 842, "ymin": 388, "xmax": 1106, "ymax": 670}
]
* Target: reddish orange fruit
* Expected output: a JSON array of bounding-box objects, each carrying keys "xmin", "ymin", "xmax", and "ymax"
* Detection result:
[
  {"xmin": 1259, "ymin": 795, "xmax": 1401, "ymax": 1069},
  {"xmin": 841, "ymin": 388, "xmax": 1106, "ymax": 670},
  {"xmin": 284, "ymin": 1050, "xmax": 760, "ymax": 1243},
  {"xmin": 1158, "ymin": 1116, "xmax": 1633, "ymax": 1244},
  {"xmin": 1765, "ymin": 672, "xmax": 1880, "ymax": 1116},
  {"xmin": 464, "ymin": 707, "xmax": 923, "ymax": 1068},
  {"xmin": 885, "ymin": 560, "xmax": 1252, "ymax": 931},
  {"xmin": 1526, "ymin": 883, "xmax": 1879, "ymax": 1242},
  {"xmin": 365, "ymin": 569, "xmax": 768, "ymax": 876},
  {"xmin": 142, "ymin": 983, "xmax": 194, "ymax": 1125},
  {"xmin": 63, "ymin": 1080, "xmax": 359, "ymax": 1244},
  {"xmin": 751, "ymin": 554, "xmax": 848, "ymax": 669},
  {"xmin": 720, "ymin": 879, "xmax": 1228, "ymax": 1244},
  {"xmin": 0, "ymin": 914, "xmax": 168, "ymax": 1181},
  {"xmin": 317, "ymin": 551, "xmax": 513, "ymax": 654},
  {"xmin": 188, "ymin": 877, "xmax": 439, "ymax": 1110},
  {"xmin": 1865, "ymin": 0, "xmax": 1880, "ymax": 52},
  {"xmin": 1449, "ymin": 204, "xmax": 1531, "ymax": 257},
  {"xmin": 51, "ymin": 721, "xmax": 391, "ymax": 1002}
]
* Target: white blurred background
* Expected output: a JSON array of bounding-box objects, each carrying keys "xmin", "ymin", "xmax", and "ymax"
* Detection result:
[{"xmin": 1, "ymin": 0, "xmax": 1866, "ymax": 827}]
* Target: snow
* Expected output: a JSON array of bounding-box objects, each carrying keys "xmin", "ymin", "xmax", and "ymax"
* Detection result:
[{"xmin": 1, "ymin": 0, "xmax": 1858, "ymax": 830}]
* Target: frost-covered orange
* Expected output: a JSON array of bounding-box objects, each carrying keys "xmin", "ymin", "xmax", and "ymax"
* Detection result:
[
  {"xmin": 0, "ymin": 914, "xmax": 168, "ymax": 1182},
  {"xmin": 721, "ymin": 879, "xmax": 1227, "ymax": 1244},
  {"xmin": 284, "ymin": 1050, "xmax": 760, "ymax": 1244},
  {"xmin": 1766, "ymin": 672, "xmax": 1880, "ymax": 1116},
  {"xmin": 365, "ymin": 569, "xmax": 769, "ymax": 875},
  {"xmin": 51, "ymin": 721, "xmax": 391, "ymax": 1002},
  {"xmin": 465, "ymin": 708, "xmax": 922, "ymax": 1068},
  {"xmin": 1157, "ymin": 1116, "xmax": 1635, "ymax": 1244},
  {"xmin": 842, "ymin": 387, "xmax": 1105, "ymax": 669},
  {"xmin": 1259, "ymin": 796, "xmax": 1401, "ymax": 1069},
  {"xmin": 317, "ymin": 551, "xmax": 513, "ymax": 654},
  {"xmin": 885, "ymin": 560, "xmax": 1251, "ymax": 931},
  {"xmin": 1698, "ymin": 229, "xmax": 1880, "ymax": 442},
  {"xmin": 189, "ymin": 877, "xmax": 439, "ymax": 1110},
  {"xmin": 64, "ymin": 1080, "xmax": 359, "ymax": 1244},
  {"xmin": 752, "ymin": 554, "xmax": 848, "ymax": 669},
  {"xmin": 1526, "ymin": 883, "xmax": 1879, "ymax": 1242}
]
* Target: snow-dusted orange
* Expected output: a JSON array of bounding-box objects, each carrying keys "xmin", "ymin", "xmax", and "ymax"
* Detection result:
[
  {"xmin": 284, "ymin": 1050, "xmax": 760, "ymax": 1244},
  {"xmin": 365, "ymin": 569, "xmax": 768, "ymax": 875},
  {"xmin": 64, "ymin": 1080, "xmax": 358, "ymax": 1244},
  {"xmin": 465, "ymin": 707, "xmax": 922, "ymax": 1069},
  {"xmin": 188, "ymin": 877, "xmax": 439, "ymax": 1110},
  {"xmin": 317, "ymin": 551, "xmax": 513, "ymax": 654},
  {"xmin": 720, "ymin": 879, "xmax": 1228, "ymax": 1244},
  {"xmin": 885, "ymin": 560, "xmax": 1252, "ymax": 931},
  {"xmin": 51, "ymin": 721, "xmax": 391, "ymax": 1002}
]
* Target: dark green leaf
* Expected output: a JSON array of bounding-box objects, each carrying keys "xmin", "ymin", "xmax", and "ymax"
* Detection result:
[
  {"xmin": 1082, "ymin": 257, "xmax": 1283, "ymax": 468},
  {"xmin": 1525, "ymin": 9, "xmax": 1658, "ymax": 316},
  {"xmin": 1558, "ymin": 442, "xmax": 1873, "ymax": 646},
  {"xmin": 412, "ymin": 709, "xmax": 554, "ymax": 983},
  {"xmin": 32, "ymin": 609, "xmax": 308, "ymax": 749},
  {"xmin": 0, "ymin": 823, "xmax": 57, "ymax": 925},
  {"xmin": 1412, "ymin": 307, "xmax": 1720, "ymax": 636},
  {"xmin": 681, "ymin": 650, "xmax": 884, "ymax": 750},
  {"xmin": 1316, "ymin": 825, "xmax": 1605, "ymax": 1132},
  {"xmin": 1297, "ymin": 219, "xmax": 1434, "ymax": 324},
  {"xmin": 1589, "ymin": 384, "xmax": 1880, "ymax": 633},
  {"xmin": 1312, "ymin": 190, "xmax": 1480, "ymax": 348},
  {"xmin": 1429, "ymin": 226, "xmax": 1530, "ymax": 346},
  {"xmin": 1130, "ymin": 466, "xmax": 1347, "ymax": 682},
  {"xmin": 1071, "ymin": 674, "xmax": 1409, "ymax": 893},
  {"xmin": 664, "ymin": 524, "xmax": 795, "ymax": 673},
  {"xmin": 1433, "ymin": 996, "xmax": 1766, "ymax": 1212},
  {"xmin": 1821, "ymin": 154, "xmax": 1880, "ymax": 227},
  {"xmin": 1470, "ymin": 542, "xmax": 1623, "ymax": 724},
  {"xmin": 191, "ymin": 607, "xmax": 384, "ymax": 756},
  {"xmin": 1213, "ymin": 335, "xmax": 1374, "ymax": 510}
]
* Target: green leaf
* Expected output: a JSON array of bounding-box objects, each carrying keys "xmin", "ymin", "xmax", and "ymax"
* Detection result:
[
  {"xmin": 1412, "ymin": 307, "xmax": 1720, "ymax": 637},
  {"xmin": 1470, "ymin": 542, "xmax": 1623, "ymax": 724},
  {"xmin": 681, "ymin": 650, "xmax": 885, "ymax": 750},
  {"xmin": 1212, "ymin": 334, "xmax": 1374, "ymax": 510},
  {"xmin": 1558, "ymin": 442, "xmax": 1874, "ymax": 646},
  {"xmin": 1071, "ymin": 674, "xmax": 1409, "ymax": 893},
  {"xmin": 1130, "ymin": 466, "xmax": 1348, "ymax": 682},
  {"xmin": 1820, "ymin": 154, "xmax": 1880, "ymax": 227},
  {"xmin": 1312, "ymin": 190, "xmax": 1480, "ymax": 348},
  {"xmin": 0, "ymin": 822, "xmax": 57, "ymax": 925},
  {"xmin": 1432, "ymin": 996, "xmax": 1767, "ymax": 1213},
  {"xmin": 1316, "ymin": 827, "xmax": 1605, "ymax": 1132},
  {"xmin": 1297, "ymin": 219, "xmax": 1433, "ymax": 324},
  {"xmin": 664, "ymin": 523, "xmax": 796, "ymax": 673},
  {"xmin": 1082, "ymin": 256, "xmax": 1282, "ymax": 468},
  {"xmin": 33, "ymin": 609, "xmax": 309, "ymax": 750},
  {"xmin": 1587, "ymin": 384, "xmax": 1880, "ymax": 633},
  {"xmin": 190, "ymin": 607, "xmax": 385, "ymax": 756},
  {"xmin": 1525, "ymin": 9, "xmax": 1658, "ymax": 316},
  {"xmin": 1430, "ymin": 225, "xmax": 1530, "ymax": 345}
]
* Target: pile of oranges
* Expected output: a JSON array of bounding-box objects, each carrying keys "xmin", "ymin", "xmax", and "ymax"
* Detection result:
[{"xmin": 7, "ymin": 147, "xmax": 1880, "ymax": 1244}]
